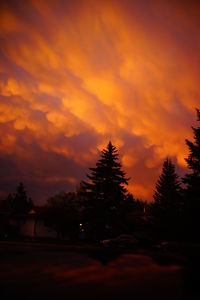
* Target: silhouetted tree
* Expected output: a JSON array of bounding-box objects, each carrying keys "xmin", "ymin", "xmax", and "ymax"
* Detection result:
[
  {"xmin": 0, "ymin": 183, "xmax": 33, "ymax": 216},
  {"xmin": 45, "ymin": 191, "xmax": 80, "ymax": 239},
  {"xmin": 152, "ymin": 158, "xmax": 182, "ymax": 239},
  {"xmin": 183, "ymin": 108, "xmax": 200, "ymax": 239},
  {"xmin": 0, "ymin": 183, "xmax": 32, "ymax": 237},
  {"xmin": 122, "ymin": 193, "xmax": 151, "ymax": 236},
  {"xmin": 0, "ymin": 193, "xmax": 13, "ymax": 213},
  {"xmin": 128, "ymin": 196, "xmax": 146, "ymax": 213},
  {"xmin": 12, "ymin": 182, "xmax": 33, "ymax": 215},
  {"xmin": 0, "ymin": 195, "xmax": 12, "ymax": 238},
  {"xmin": 82, "ymin": 141, "xmax": 129, "ymax": 240}
]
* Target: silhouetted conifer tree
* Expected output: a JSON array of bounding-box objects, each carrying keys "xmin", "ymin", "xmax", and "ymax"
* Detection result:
[
  {"xmin": 12, "ymin": 182, "xmax": 33, "ymax": 214},
  {"xmin": 183, "ymin": 108, "xmax": 200, "ymax": 239},
  {"xmin": 82, "ymin": 141, "xmax": 129, "ymax": 239},
  {"xmin": 0, "ymin": 193, "xmax": 13, "ymax": 213},
  {"xmin": 152, "ymin": 158, "xmax": 182, "ymax": 239}
]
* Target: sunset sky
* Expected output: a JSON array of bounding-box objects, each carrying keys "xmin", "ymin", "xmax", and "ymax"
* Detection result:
[{"xmin": 0, "ymin": 0, "xmax": 200, "ymax": 204}]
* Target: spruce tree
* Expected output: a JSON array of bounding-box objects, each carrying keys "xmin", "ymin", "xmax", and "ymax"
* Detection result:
[
  {"xmin": 82, "ymin": 141, "xmax": 129, "ymax": 239},
  {"xmin": 183, "ymin": 108, "xmax": 200, "ymax": 238},
  {"xmin": 152, "ymin": 158, "xmax": 182, "ymax": 238}
]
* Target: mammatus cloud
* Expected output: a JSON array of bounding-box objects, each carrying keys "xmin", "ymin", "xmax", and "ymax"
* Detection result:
[{"xmin": 0, "ymin": 0, "xmax": 200, "ymax": 203}]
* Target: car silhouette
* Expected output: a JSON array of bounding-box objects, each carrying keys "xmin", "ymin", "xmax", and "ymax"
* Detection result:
[{"xmin": 101, "ymin": 234, "xmax": 139, "ymax": 248}]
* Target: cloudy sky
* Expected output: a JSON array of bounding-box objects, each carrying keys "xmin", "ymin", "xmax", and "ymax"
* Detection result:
[{"xmin": 0, "ymin": 0, "xmax": 200, "ymax": 203}]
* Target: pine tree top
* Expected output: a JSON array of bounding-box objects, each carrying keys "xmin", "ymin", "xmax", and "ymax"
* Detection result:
[
  {"xmin": 184, "ymin": 108, "xmax": 200, "ymax": 175},
  {"xmin": 83, "ymin": 141, "xmax": 129, "ymax": 200},
  {"xmin": 153, "ymin": 158, "xmax": 181, "ymax": 205}
]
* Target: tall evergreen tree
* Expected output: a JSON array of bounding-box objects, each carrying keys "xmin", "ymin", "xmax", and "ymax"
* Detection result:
[
  {"xmin": 152, "ymin": 158, "xmax": 182, "ymax": 238},
  {"xmin": 183, "ymin": 108, "xmax": 200, "ymax": 239},
  {"xmin": 82, "ymin": 141, "xmax": 129, "ymax": 239}
]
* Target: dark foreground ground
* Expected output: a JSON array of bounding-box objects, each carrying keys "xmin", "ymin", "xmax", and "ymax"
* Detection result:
[{"xmin": 0, "ymin": 241, "xmax": 200, "ymax": 300}]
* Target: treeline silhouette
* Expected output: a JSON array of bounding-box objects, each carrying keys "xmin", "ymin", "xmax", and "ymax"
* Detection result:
[{"xmin": 0, "ymin": 108, "xmax": 200, "ymax": 243}]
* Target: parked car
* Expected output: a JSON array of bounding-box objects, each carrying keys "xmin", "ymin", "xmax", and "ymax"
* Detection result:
[{"xmin": 101, "ymin": 234, "xmax": 139, "ymax": 248}]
